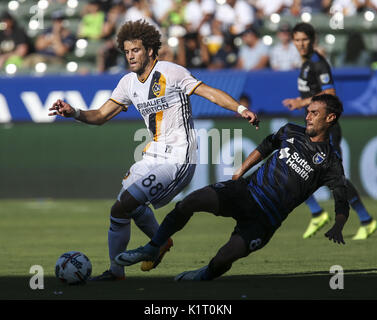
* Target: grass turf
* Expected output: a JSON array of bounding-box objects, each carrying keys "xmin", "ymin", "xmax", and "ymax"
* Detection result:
[{"xmin": 0, "ymin": 198, "xmax": 376, "ymax": 300}]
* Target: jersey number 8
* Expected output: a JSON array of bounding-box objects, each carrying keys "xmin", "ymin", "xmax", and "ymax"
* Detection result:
[{"xmin": 142, "ymin": 174, "xmax": 163, "ymax": 196}]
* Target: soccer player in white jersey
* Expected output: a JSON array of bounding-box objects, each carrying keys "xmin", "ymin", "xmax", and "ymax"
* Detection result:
[{"xmin": 48, "ymin": 19, "xmax": 259, "ymax": 281}]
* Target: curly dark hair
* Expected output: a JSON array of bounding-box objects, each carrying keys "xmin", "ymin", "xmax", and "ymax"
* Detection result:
[{"xmin": 117, "ymin": 20, "xmax": 162, "ymax": 58}]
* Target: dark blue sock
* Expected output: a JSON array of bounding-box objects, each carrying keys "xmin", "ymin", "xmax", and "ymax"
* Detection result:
[
  {"xmin": 305, "ymin": 195, "xmax": 323, "ymax": 216},
  {"xmin": 151, "ymin": 203, "xmax": 193, "ymax": 247},
  {"xmin": 346, "ymin": 180, "xmax": 372, "ymax": 224},
  {"xmin": 349, "ymin": 196, "xmax": 371, "ymax": 224}
]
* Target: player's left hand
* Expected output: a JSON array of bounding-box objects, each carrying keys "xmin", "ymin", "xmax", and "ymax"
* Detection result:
[
  {"xmin": 241, "ymin": 110, "xmax": 260, "ymax": 130},
  {"xmin": 325, "ymin": 214, "xmax": 347, "ymax": 244},
  {"xmin": 325, "ymin": 226, "xmax": 345, "ymax": 244}
]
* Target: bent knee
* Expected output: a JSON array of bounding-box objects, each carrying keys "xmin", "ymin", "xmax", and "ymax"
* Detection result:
[
  {"xmin": 110, "ymin": 201, "xmax": 127, "ymax": 219},
  {"xmin": 111, "ymin": 190, "xmax": 142, "ymax": 218},
  {"xmin": 179, "ymin": 186, "xmax": 219, "ymax": 214}
]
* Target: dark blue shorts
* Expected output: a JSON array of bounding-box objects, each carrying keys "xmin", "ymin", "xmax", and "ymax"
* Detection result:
[{"xmin": 209, "ymin": 178, "xmax": 275, "ymax": 253}]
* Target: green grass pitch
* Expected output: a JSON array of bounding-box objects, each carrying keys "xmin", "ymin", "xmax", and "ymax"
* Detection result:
[{"xmin": 0, "ymin": 198, "xmax": 377, "ymax": 300}]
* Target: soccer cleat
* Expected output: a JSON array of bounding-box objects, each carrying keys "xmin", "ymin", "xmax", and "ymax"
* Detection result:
[
  {"xmin": 115, "ymin": 244, "xmax": 159, "ymax": 266},
  {"xmin": 141, "ymin": 238, "xmax": 174, "ymax": 272},
  {"xmin": 352, "ymin": 219, "xmax": 377, "ymax": 240},
  {"xmin": 302, "ymin": 211, "xmax": 330, "ymax": 239},
  {"xmin": 174, "ymin": 266, "xmax": 208, "ymax": 281},
  {"xmin": 88, "ymin": 270, "xmax": 125, "ymax": 282}
]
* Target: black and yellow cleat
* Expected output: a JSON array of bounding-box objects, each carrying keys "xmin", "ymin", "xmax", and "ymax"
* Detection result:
[{"xmin": 141, "ymin": 238, "xmax": 173, "ymax": 271}]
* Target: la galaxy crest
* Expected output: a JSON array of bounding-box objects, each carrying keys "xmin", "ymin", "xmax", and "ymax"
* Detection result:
[
  {"xmin": 313, "ymin": 152, "xmax": 326, "ymax": 164},
  {"xmin": 148, "ymin": 71, "xmax": 166, "ymax": 99},
  {"xmin": 152, "ymin": 81, "xmax": 161, "ymax": 97}
]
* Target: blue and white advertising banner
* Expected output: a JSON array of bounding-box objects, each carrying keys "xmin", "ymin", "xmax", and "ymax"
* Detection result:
[{"xmin": 0, "ymin": 68, "xmax": 375, "ymax": 123}]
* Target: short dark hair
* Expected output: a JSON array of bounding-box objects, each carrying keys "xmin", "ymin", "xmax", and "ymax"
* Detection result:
[
  {"xmin": 292, "ymin": 22, "xmax": 316, "ymax": 43},
  {"xmin": 311, "ymin": 94, "xmax": 343, "ymax": 125},
  {"xmin": 117, "ymin": 20, "xmax": 162, "ymax": 58}
]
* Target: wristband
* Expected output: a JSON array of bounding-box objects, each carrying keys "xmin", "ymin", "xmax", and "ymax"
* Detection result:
[
  {"xmin": 72, "ymin": 107, "xmax": 81, "ymax": 119},
  {"xmin": 237, "ymin": 105, "xmax": 248, "ymax": 115}
]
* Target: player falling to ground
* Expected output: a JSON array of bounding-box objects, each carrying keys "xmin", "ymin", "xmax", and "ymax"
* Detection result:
[
  {"xmin": 48, "ymin": 19, "xmax": 259, "ymax": 281},
  {"xmin": 116, "ymin": 94, "xmax": 349, "ymax": 281},
  {"xmin": 282, "ymin": 22, "xmax": 376, "ymax": 240}
]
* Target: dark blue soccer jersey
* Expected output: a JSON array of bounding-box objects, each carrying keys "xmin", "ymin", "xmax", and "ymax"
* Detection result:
[
  {"xmin": 298, "ymin": 51, "xmax": 335, "ymax": 99},
  {"xmin": 246, "ymin": 123, "xmax": 349, "ymax": 228}
]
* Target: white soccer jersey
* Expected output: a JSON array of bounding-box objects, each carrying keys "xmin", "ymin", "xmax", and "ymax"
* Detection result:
[{"xmin": 110, "ymin": 60, "xmax": 201, "ymax": 164}]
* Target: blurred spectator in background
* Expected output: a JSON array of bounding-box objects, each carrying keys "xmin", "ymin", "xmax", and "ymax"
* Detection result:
[
  {"xmin": 269, "ymin": 22, "xmax": 301, "ymax": 70},
  {"xmin": 204, "ymin": 19, "xmax": 224, "ymax": 58},
  {"xmin": 23, "ymin": 10, "xmax": 75, "ymax": 69},
  {"xmin": 176, "ymin": 31, "xmax": 210, "ymax": 68},
  {"xmin": 158, "ymin": 0, "xmax": 188, "ymax": 29},
  {"xmin": 77, "ymin": 0, "xmax": 105, "ymax": 40},
  {"xmin": 124, "ymin": 0, "xmax": 156, "ymax": 26},
  {"xmin": 184, "ymin": 0, "xmax": 216, "ymax": 36},
  {"xmin": 290, "ymin": 0, "xmax": 330, "ymax": 15},
  {"xmin": 329, "ymin": 0, "xmax": 365, "ymax": 16},
  {"xmin": 253, "ymin": 0, "xmax": 294, "ymax": 18},
  {"xmin": 0, "ymin": 12, "xmax": 31, "ymax": 70},
  {"xmin": 236, "ymin": 26, "xmax": 269, "ymax": 70},
  {"xmin": 335, "ymin": 32, "xmax": 371, "ymax": 67},
  {"xmin": 100, "ymin": 0, "xmax": 125, "ymax": 39},
  {"xmin": 214, "ymin": 0, "xmax": 255, "ymax": 36},
  {"xmin": 97, "ymin": 1, "xmax": 126, "ymax": 73},
  {"xmin": 150, "ymin": 0, "xmax": 174, "ymax": 25},
  {"xmin": 208, "ymin": 33, "xmax": 238, "ymax": 69},
  {"xmin": 366, "ymin": 0, "xmax": 377, "ymax": 11}
]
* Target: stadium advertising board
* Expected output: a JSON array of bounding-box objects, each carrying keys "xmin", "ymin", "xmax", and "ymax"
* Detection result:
[{"xmin": 0, "ymin": 68, "xmax": 376, "ymax": 123}]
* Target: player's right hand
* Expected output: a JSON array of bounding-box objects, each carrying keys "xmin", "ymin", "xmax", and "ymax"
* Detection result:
[
  {"xmin": 241, "ymin": 110, "xmax": 260, "ymax": 130},
  {"xmin": 48, "ymin": 99, "xmax": 76, "ymax": 118}
]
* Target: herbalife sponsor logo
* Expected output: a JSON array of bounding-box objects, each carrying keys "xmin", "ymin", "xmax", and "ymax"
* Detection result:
[{"xmin": 279, "ymin": 147, "xmax": 314, "ymax": 181}]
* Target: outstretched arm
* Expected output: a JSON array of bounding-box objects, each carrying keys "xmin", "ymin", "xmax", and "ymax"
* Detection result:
[
  {"xmin": 232, "ymin": 149, "xmax": 263, "ymax": 180},
  {"xmin": 48, "ymin": 99, "xmax": 125, "ymax": 125},
  {"xmin": 283, "ymin": 88, "xmax": 336, "ymax": 111},
  {"xmin": 193, "ymin": 83, "xmax": 260, "ymax": 129},
  {"xmin": 323, "ymin": 179, "xmax": 349, "ymax": 244}
]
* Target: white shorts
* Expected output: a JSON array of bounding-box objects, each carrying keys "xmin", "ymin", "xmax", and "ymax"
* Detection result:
[{"xmin": 117, "ymin": 156, "xmax": 196, "ymax": 209}]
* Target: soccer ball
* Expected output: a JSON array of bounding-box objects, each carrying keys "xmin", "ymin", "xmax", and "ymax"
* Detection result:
[{"xmin": 55, "ymin": 251, "xmax": 92, "ymax": 284}]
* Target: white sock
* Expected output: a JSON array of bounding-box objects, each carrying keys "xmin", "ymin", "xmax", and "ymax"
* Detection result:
[
  {"xmin": 132, "ymin": 205, "xmax": 160, "ymax": 239},
  {"xmin": 108, "ymin": 216, "xmax": 131, "ymax": 277}
]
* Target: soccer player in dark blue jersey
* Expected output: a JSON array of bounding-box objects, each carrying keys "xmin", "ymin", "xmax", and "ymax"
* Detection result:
[
  {"xmin": 282, "ymin": 22, "xmax": 376, "ymax": 240},
  {"xmin": 115, "ymin": 94, "xmax": 350, "ymax": 281}
]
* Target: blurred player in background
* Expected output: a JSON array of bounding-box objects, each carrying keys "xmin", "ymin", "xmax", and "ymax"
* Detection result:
[
  {"xmin": 282, "ymin": 22, "xmax": 376, "ymax": 240},
  {"xmin": 116, "ymin": 94, "xmax": 349, "ymax": 281},
  {"xmin": 48, "ymin": 19, "xmax": 259, "ymax": 281}
]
